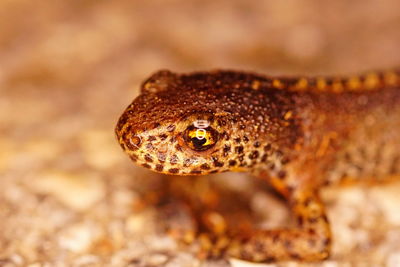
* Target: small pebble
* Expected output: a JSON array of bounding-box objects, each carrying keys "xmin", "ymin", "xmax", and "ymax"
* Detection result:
[
  {"xmin": 33, "ymin": 171, "xmax": 105, "ymax": 211},
  {"xmin": 147, "ymin": 253, "xmax": 169, "ymax": 265},
  {"xmin": 230, "ymin": 258, "xmax": 275, "ymax": 267},
  {"xmin": 59, "ymin": 224, "xmax": 99, "ymax": 253},
  {"xmin": 387, "ymin": 252, "xmax": 400, "ymax": 267}
]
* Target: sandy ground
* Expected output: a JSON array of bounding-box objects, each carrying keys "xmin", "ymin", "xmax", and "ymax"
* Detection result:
[{"xmin": 1, "ymin": 1, "xmax": 400, "ymax": 266}]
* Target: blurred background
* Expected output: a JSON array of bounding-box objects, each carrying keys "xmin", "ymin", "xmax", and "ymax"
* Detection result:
[{"xmin": 1, "ymin": 1, "xmax": 400, "ymax": 266}]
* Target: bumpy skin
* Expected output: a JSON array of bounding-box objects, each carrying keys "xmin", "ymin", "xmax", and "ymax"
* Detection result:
[{"xmin": 115, "ymin": 69, "xmax": 400, "ymax": 262}]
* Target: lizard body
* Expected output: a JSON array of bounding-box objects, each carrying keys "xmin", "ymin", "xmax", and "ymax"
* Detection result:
[{"xmin": 115, "ymin": 69, "xmax": 400, "ymax": 262}]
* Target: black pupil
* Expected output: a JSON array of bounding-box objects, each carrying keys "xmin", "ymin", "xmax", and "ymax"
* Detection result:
[
  {"xmin": 191, "ymin": 136, "xmax": 207, "ymax": 148},
  {"xmin": 183, "ymin": 125, "xmax": 218, "ymax": 152}
]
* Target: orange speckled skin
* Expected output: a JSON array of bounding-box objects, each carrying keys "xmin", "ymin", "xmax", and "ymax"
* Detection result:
[{"xmin": 115, "ymin": 69, "xmax": 400, "ymax": 262}]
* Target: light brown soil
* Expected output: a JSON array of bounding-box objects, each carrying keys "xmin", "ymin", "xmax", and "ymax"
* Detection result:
[{"xmin": 1, "ymin": 1, "xmax": 400, "ymax": 266}]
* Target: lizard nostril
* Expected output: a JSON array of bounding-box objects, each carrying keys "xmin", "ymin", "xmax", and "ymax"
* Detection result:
[{"xmin": 130, "ymin": 135, "xmax": 142, "ymax": 148}]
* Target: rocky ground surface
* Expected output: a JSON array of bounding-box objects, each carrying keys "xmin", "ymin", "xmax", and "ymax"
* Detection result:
[{"xmin": 1, "ymin": 1, "xmax": 400, "ymax": 266}]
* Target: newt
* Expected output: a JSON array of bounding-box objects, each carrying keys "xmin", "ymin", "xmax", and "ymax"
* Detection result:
[{"xmin": 115, "ymin": 68, "xmax": 400, "ymax": 262}]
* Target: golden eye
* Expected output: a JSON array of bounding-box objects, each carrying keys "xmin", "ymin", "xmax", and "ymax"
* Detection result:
[{"xmin": 183, "ymin": 125, "xmax": 218, "ymax": 151}]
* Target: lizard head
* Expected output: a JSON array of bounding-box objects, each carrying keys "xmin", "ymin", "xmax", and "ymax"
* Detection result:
[{"xmin": 115, "ymin": 70, "xmax": 292, "ymax": 175}]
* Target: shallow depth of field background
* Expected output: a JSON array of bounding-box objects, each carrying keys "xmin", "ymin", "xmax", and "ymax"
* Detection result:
[{"xmin": 1, "ymin": 1, "xmax": 400, "ymax": 267}]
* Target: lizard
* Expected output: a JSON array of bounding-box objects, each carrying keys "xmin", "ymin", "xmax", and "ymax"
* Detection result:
[{"xmin": 115, "ymin": 68, "xmax": 400, "ymax": 262}]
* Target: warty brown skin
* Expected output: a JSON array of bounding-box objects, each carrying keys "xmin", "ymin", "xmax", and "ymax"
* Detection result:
[{"xmin": 115, "ymin": 69, "xmax": 400, "ymax": 262}]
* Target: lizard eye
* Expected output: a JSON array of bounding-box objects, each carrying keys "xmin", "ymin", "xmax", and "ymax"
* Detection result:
[{"xmin": 183, "ymin": 125, "xmax": 218, "ymax": 151}]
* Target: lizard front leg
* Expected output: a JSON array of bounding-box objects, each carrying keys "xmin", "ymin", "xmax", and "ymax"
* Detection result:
[{"xmin": 154, "ymin": 176, "xmax": 253, "ymax": 247}]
